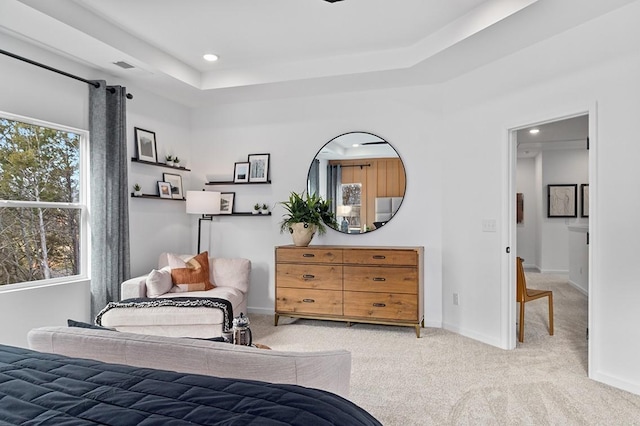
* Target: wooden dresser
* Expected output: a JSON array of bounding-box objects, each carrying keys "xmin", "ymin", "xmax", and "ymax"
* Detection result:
[{"xmin": 275, "ymin": 245, "xmax": 424, "ymax": 337}]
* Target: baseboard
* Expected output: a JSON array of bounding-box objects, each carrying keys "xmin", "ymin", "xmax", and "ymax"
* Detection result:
[
  {"xmin": 442, "ymin": 321, "xmax": 506, "ymax": 349},
  {"xmin": 591, "ymin": 370, "xmax": 640, "ymax": 397},
  {"xmin": 247, "ymin": 307, "xmax": 274, "ymax": 316},
  {"xmin": 539, "ymin": 268, "xmax": 569, "ymax": 274},
  {"xmin": 567, "ymin": 279, "xmax": 589, "ymax": 296}
]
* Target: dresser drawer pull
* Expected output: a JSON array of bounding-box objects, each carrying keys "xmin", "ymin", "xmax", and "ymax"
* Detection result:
[
  {"xmin": 302, "ymin": 253, "xmax": 315, "ymax": 258},
  {"xmin": 302, "ymin": 298, "xmax": 315, "ymax": 303},
  {"xmin": 373, "ymin": 303, "xmax": 386, "ymax": 307},
  {"xmin": 372, "ymin": 277, "xmax": 386, "ymax": 282},
  {"xmin": 302, "ymin": 274, "xmax": 315, "ymax": 279},
  {"xmin": 372, "ymin": 255, "xmax": 386, "ymax": 259}
]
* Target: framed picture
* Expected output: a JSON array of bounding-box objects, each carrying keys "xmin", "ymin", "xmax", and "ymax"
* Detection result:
[
  {"xmin": 134, "ymin": 127, "xmax": 157, "ymax": 163},
  {"xmin": 220, "ymin": 192, "xmax": 235, "ymax": 214},
  {"xmin": 157, "ymin": 181, "xmax": 172, "ymax": 199},
  {"xmin": 547, "ymin": 184, "xmax": 577, "ymax": 218},
  {"xmin": 248, "ymin": 153, "xmax": 270, "ymax": 182},
  {"xmin": 581, "ymin": 184, "xmax": 589, "ymax": 218},
  {"xmin": 234, "ymin": 161, "xmax": 250, "ymax": 183},
  {"xmin": 516, "ymin": 193, "xmax": 524, "ymax": 224},
  {"xmin": 163, "ymin": 172, "xmax": 183, "ymax": 199}
]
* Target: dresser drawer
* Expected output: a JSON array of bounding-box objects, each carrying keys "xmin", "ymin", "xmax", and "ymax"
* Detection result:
[
  {"xmin": 343, "ymin": 249, "xmax": 417, "ymax": 266},
  {"xmin": 343, "ymin": 291, "xmax": 417, "ymax": 321},
  {"xmin": 277, "ymin": 288, "xmax": 343, "ymax": 316},
  {"xmin": 343, "ymin": 266, "xmax": 417, "ymax": 294},
  {"xmin": 276, "ymin": 264, "xmax": 342, "ymax": 290},
  {"xmin": 276, "ymin": 247, "xmax": 343, "ymax": 264}
]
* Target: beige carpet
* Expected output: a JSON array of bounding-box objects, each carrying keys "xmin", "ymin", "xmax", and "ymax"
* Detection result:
[{"xmin": 250, "ymin": 272, "xmax": 640, "ymax": 425}]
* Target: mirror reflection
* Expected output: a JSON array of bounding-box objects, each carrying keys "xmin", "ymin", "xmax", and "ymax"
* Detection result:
[{"xmin": 307, "ymin": 132, "xmax": 406, "ymax": 234}]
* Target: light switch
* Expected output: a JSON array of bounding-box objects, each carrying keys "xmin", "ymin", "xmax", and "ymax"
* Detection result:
[{"xmin": 482, "ymin": 219, "xmax": 497, "ymax": 232}]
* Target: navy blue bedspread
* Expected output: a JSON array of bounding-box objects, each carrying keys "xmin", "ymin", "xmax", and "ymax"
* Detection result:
[{"xmin": 0, "ymin": 344, "xmax": 381, "ymax": 425}]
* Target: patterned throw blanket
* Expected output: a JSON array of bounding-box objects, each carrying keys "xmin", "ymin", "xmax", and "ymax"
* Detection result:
[{"xmin": 95, "ymin": 297, "xmax": 233, "ymax": 332}]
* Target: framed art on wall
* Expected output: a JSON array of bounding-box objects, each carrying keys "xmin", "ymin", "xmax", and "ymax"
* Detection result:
[
  {"xmin": 163, "ymin": 172, "xmax": 183, "ymax": 199},
  {"xmin": 220, "ymin": 192, "xmax": 235, "ymax": 214},
  {"xmin": 581, "ymin": 184, "xmax": 589, "ymax": 217},
  {"xmin": 234, "ymin": 162, "xmax": 250, "ymax": 183},
  {"xmin": 248, "ymin": 153, "xmax": 270, "ymax": 182},
  {"xmin": 547, "ymin": 184, "xmax": 577, "ymax": 218},
  {"xmin": 134, "ymin": 127, "xmax": 157, "ymax": 162},
  {"xmin": 157, "ymin": 181, "xmax": 172, "ymax": 198}
]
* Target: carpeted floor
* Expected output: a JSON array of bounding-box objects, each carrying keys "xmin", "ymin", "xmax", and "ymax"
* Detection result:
[{"xmin": 250, "ymin": 272, "xmax": 640, "ymax": 425}]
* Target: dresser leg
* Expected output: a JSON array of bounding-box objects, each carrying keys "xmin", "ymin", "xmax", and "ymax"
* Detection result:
[
  {"xmin": 274, "ymin": 314, "xmax": 279, "ymax": 326},
  {"xmin": 415, "ymin": 325, "xmax": 421, "ymax": 338},
  {"xmin": 421, "ymin": 319, "xmax": 425, "ymax": 328}
]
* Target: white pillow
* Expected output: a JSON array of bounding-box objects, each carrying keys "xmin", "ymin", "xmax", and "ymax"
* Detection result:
[{"xmin": 146, "ymin": 266, "xmax": 173, "ymax": 297}]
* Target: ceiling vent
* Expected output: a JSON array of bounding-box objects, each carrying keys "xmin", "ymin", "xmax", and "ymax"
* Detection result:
[{"xmin": 113, "ymin": 61, "xmax": 135, "ymax": 69}]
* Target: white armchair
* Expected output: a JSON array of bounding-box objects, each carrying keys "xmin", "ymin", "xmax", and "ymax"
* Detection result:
[{"xmin": 100, "ymin": 254, "xmax": 251, "ymax": 338}]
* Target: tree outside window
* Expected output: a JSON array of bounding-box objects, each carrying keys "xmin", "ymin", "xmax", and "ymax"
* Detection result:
[{"xmin": 0, "ymin": 115, "xmax": 87, "ymax": 286}]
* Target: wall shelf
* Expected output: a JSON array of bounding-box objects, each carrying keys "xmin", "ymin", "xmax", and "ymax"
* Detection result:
[
  {"xmin": 216, "ymin": 212, "xmax": 272, "ymax": 216},
  {"xmin": 131, "ymin": 193, "xmax": 185, "ymax": 201},
  {"xmin": 205, "ymin": 180, "xmax": 271, "ymax": 185},
  {"xmin": 131, "ymin": 158, "xmax": 191, "ymax": 172}
]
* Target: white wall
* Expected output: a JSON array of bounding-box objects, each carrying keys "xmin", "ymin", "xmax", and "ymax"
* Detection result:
[
  {"xmin": 439, "ymin": 0, "xmax": 640, "ymax": 393},
  {"xmin": 516, "ymin": 157, "xmax": 538, "ymax": 266},
  {"xmin": 540, "ymin": 149, "xmax": 589, "ymax": 272},
  {"xmin": 189, "ymin": 87, "xmax": 444, "ymax": 325}
]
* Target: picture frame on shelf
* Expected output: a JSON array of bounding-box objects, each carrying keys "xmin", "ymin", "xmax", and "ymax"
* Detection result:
[
  {"xmin": 581, "ymin": 184, "xmax": 589, "ymax": 217},
  {"xmin": 163, "ymin": 172, "xmax": 184, "ymax": 199},
  {"xmin": 134, "ymin": 127, "xmax": 157, "ymax": 163},
  {"xmin": 233, "ymin": 161, "xmax": 250, "ymax": 183},
  {"xmin": 248, "ymin": 153, "xmax": 270, "ymax": 182},
  {"xmin": 547, "ymin": 184, "xmax": 577, "ymax": 218},
  {"xmin": 220, "ymin": 192, "xmax": 235, "ymax": 214},
  {"xmin": 157, "ymin": 181, "xmax": 172, "ymax": 199}
]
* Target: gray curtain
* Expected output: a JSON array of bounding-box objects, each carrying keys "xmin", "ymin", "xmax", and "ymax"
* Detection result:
[
  {"xmin": 89, "ymin": 82, "xmax": 130, "ymax": 319},
  {"xmin": 326, "ymin": 164, "xmax": 341, "ymax": 218},
  {"xmin": 308, "ymin": 159, "xmax": 319, "ymax": 196}
]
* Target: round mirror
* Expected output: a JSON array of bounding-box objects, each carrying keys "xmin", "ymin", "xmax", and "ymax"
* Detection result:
[{"xmin": 307, "ymin": 132, "xmax": 406, "ymax": 234}]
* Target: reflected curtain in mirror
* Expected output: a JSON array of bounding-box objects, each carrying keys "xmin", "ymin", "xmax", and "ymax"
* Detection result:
[{"xmin": 326, "ymin": 164, "xmax": 341, "ymax": 219}]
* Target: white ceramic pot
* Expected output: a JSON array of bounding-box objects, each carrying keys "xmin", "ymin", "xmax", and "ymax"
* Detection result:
[{"xmin": 288, "ymin": 222, "xmax": 316, "ymax": 247}]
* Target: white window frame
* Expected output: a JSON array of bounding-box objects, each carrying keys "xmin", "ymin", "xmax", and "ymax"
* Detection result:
[{"xmin": 0, "ymin": 111, "xmax": 90, "ymax": 291}]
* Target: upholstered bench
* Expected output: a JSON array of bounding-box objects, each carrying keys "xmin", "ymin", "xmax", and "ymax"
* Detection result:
[{"xmin": 99, "ymin": 253, "xmax": 250, "ymax": 338}]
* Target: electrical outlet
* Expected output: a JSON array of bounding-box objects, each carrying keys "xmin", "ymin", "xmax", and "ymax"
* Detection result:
[
  {"xmin": 453, "ymin": 293, "xmax": 459, "ymax": 306},
  {"xmin": 482, "ymin": 219, "xmax": 497, "ymax": 232}
]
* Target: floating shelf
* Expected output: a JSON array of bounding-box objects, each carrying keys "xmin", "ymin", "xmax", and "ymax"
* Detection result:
[
  {"xmin": 131, "ymin": 193, "xmax": 185, "ymax": 201},
  {"xmin": 215, "ymin": 212, "xmax": 272, "ymax": 216},
  {"xmin": 205, "ymin": 180, "xmax": 271, "ymax": 185},
  {"xmin": 131, "ymin": 158, "xmax": 191, "ymax": 172}
]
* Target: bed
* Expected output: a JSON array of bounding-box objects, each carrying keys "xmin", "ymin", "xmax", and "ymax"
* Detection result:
[{"xmin": 0, "ymin": 344, "xmax": 381, "ymax": 425}]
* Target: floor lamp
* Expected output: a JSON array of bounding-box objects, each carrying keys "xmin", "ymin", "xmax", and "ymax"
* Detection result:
[{"xmin": 186, "ymin": 190, "xmax": 221, "ymax": 253}]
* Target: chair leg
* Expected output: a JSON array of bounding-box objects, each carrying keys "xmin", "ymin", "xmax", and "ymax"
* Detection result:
[
  {"xmin": 518, "ymin": 301, "xmax": 525, "ymax": 343},
  {"xmin": 548, "ymin": 294, "xmax": 554, "ymax": 336}
]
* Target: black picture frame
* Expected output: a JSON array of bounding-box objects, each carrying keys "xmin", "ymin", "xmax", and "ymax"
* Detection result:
[
  {"xmin": 157, "ymin": 181, "xmax": 172, "ymax": 198},
  {"xmin": 134, "ymin": 127, "xmax": 157, "ymax": 163},
  {"xmin": 163, "ymin": 172, "xmax": 183, "ymax": 200},
  {"xmin": 220, "ymin": 192, "xmax": 235, "ymax": 214},
  {"xmin": 581, "ymin": 184, "xmax": 589, "ymax": 218},
  {"xmin": 234, "ymin": 162, "xmax": 250, "ymax": 183},
  {"xmin": 547, "ymin": 184, "xmax": 577, "ymax": 218},
  {"xmin": 247, "ymin": 153, "xmax": 270, "ymax": 182}
]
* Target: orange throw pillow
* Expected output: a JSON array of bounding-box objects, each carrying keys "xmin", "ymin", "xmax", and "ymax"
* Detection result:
[{"xmin": 168, "ymin": 252, "xmax": 214, "ymax": 292}]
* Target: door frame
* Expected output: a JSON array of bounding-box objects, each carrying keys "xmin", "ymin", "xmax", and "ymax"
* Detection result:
[{"xmin": 503, "ymin": 103, "xmax": 596, "ymax": 378}]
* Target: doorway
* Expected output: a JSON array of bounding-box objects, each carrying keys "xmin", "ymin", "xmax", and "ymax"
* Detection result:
[{"xmin": 506, "ymin": 109, "xmax": 594, "ymax": 375}]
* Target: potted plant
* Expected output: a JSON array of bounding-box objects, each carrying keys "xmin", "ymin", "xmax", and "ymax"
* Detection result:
[
  {"xmin": 165, "ymin": 155, "xmax": 173, "ymax": 166},
  {"xmin": 133, "ymin": 183, "xmax": 142, "ymax": 196},
  {"xmin": 173, "ymin": 156, "xmax": 180, "ymax": 167},
  {"xmin": 253, "ymin": 203, "xmax": 261, "ymax": 214},
  {"xmin": 262, "ymin": 203, "xmax": 270, "ymax": 214},
  {"xmin": 279, "ymin": 191, "xmax": 336, "ymax": 246}
]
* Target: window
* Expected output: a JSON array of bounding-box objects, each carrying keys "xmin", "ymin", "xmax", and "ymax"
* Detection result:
[
  {"xmin": 0, "ymin": 112, "xmax": 88, "ymax": 288},
  {"xmin": 338, "ymin": 183, "xmax": 362, "ymax": 233}
]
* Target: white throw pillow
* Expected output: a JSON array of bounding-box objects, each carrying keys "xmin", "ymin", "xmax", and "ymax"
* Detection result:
[{"xmin": 146, "ymin": 266, "xmax": 173, "ymax": 297}]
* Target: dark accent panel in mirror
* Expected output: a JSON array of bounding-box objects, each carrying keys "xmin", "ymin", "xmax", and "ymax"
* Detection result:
[{"xmin": 307, "ymin": 132, "xmax": 406, "ymax": 234}]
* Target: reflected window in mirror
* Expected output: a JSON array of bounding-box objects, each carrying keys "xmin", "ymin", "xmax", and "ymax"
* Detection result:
[{"xmin": 307, "ymin": 132, "xmax": 406, "ymax": 234}]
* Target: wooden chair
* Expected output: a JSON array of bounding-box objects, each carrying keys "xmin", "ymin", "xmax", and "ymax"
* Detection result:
[{"xmin": 516, "ymin": 257, "xmax": 554, "ymax": 342}]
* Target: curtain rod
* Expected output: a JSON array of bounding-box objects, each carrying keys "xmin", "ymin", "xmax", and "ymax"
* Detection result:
[
  {"xmin": 0, "ymin": 48, "xmax": 133, "ymax": 99},
  {"xmin": 341, "ymin": 163, "xmax": 371, "ymax": 169}
]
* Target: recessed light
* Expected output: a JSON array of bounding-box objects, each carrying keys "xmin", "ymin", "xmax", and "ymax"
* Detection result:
[
  {"xmin": 352, "ymin": 143, "xmax": 360, "ymax": 147},
  {"xmin": 203, "ymin": 53, "xmax": 219, "ymax": 62},
  {"xmin": 529, "ymin": 128, "xmax": 540, "ymax": 135}
]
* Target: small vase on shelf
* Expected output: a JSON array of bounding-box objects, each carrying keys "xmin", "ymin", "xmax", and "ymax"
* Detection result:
[
  {"xmin": 165, "ymin": 155, "xmax": 174, "ymax": 167},
  {"xmin": 253, "ymin": 203, "xmax": 261, "ymax": 215},
  {"xmin": 173, "ymin": 157, "xmax": 181, "ymax": 168}
]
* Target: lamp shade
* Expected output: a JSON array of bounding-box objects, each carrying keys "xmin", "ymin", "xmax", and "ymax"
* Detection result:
[{"xmin": 186, "ymin": 191, "xmax": 221, "ymax": 215}]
